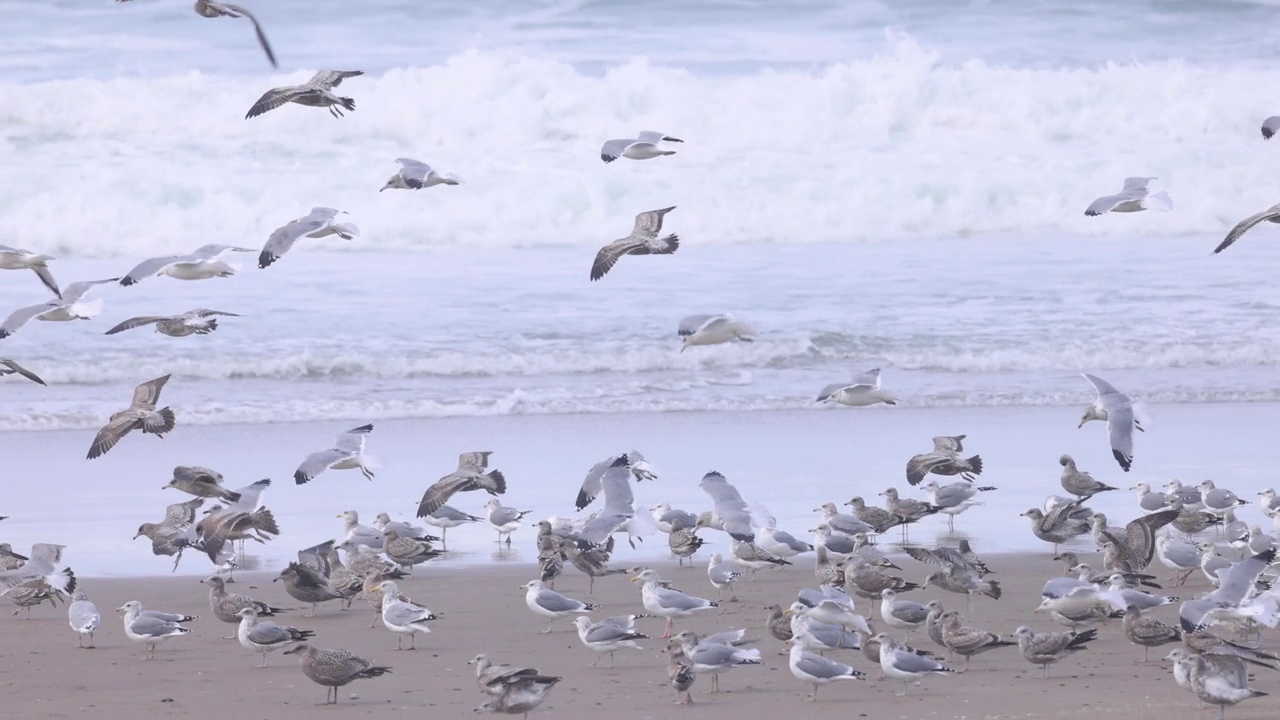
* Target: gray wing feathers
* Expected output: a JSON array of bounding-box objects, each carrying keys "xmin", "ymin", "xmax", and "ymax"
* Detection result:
[{"xmin": 536, "ymin": 589, "xmax": 585, "ymax": 613}]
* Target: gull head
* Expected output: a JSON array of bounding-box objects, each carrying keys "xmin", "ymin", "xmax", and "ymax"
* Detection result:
[
  {"xmin": 236, "ymin": 606, "xmax": 259, "ymax": 620},
  {"xmin": 380, "ymin": 174, "xmax": 408, "ymax": 192},
  {"xmin": 1020, "ymin": 508, "xmax": 1044, "ymax": 521},
  {"xmin": 1078, "ymin": 405, "xmax": 1105, "ymax": 429}
]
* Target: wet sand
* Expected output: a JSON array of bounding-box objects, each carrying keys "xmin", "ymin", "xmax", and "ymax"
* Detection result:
[{"xmin": 2, "ymin": 553, "xmax": 1275, "ymax": 718}]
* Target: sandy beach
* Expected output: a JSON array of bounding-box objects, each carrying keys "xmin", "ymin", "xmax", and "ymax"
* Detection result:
[{"xmin": 2, "ymin": 553, "xmax": 1274, "ymax": 719}]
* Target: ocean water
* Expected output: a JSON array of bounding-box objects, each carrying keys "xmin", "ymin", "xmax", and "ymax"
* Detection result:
[{"xmin": 3, "ymin": 2, "xmax": 1280, "ymax": 572}]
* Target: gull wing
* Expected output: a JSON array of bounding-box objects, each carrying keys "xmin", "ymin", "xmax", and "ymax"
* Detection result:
[
  {"xmin": 131, "ymin": 374, "xmax": 171, "ymax": 409},
  {"xmin": 678, "ymin": 314, "xmax": 722, "ymax": 336},
  {"xmin": 1213, "ymin": 202, "xmax": 1280, "ymax": 254},
  {"xmin": 245, "ymin": 84, "xmax": 311, "ymax": 119},
  {"xmin": 260, "ymin": 208, "xmax": 338, "ymax": 268},
  {"xmin": 335, "ymin": 424, "xmax": 373, "ymax": 453},
  {"xmin": 590, "ymin": 238, "xmax": 644, "ymax": 281},
  {"xmin": 104, "ymin": 316, "xmax": 167, "ymax": 335},
  {"xmin": 119, "ymin": 254, "xmax": 187, "ymax": 286},
  {"xmin": 599, "ymin": 138, "xmax": 632, "ymax": 163},
  {"xmin": 59, "ymin": 278, "xmax": 119, "ymax": 303},
  {"xmin": 308, "ymin": 70, "xmax": 364, "ymax": 90},
  {"xmin": 217, "ymin": 3, "xmax": 278, "ymax": 68},
  {"xmin": 395, "ymin": 158, "xmax": 433, "ymax": 183},
  {"xmin": 631, "ymin": 206, "xmax": 675, "ymax": 239},
  {"xmin": 0, "ymin": 359, "xmax": 46, "ymax": 385}
]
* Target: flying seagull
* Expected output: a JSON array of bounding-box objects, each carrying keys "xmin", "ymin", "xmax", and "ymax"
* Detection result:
[
  {"xmin": 600, "ymin": 131, "xmax": 683, "ymax": 163},
  {"xmin": 293, "ymin": 424, "xmax": 378, "ymax": 484},
  {"xmin": 0, "ymin": 359, "xmax": 46, "ymax": 385},
  {"xmin": 380, "ymin": 159, "xmax": 462, "ymax": 191},
  {"xmin": 246, "ymin": 70, "xmax": 363, "ymax": 119},
  {"xmin": 1084, "ymin": 177, "xmax": 1172, "ymax": 216},
  {"xmin": 119, "ymin": 244, "xmax": 255, "ymax": 286},
  {"xmin": 105, "ymin": 309, "xmax": 240, "ymax": 337},
  {"xmin": 1212, "ymin": 202, "xmax": 1280, "ymax": 254},
  {"xmin": 116, "ymin": 0, "xmax": 277, "ymax": 68},
  {"xmin": 590, "ymin": 206, "xmax": 679, "ymax": 281},
  {"xmin": 817, "ymin": 367, "xmax": 899, "ymax": 407},
  {"xmin": 259, "ymin": 207, "xmax": 359, "ymax": 269},
  {"xmin": 678, "ymin": 314, "xmax": 755, "ymax": 351},
  {"xmin": 1079, "ymin": 373, "xmax": 1140, "ymax": 472},
  {"xmin": 87, "ymin": 375, "xmax": 176, "ymax": 459},
  {"xmin": 0, "ymin": 278, "xmax": 119, "ymax": 340},
  {"xmin": 0, "ymin": 245, "xmax": 59, "ymax": 298}
]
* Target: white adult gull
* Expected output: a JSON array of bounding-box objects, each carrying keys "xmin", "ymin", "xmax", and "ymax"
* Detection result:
[
  {"xmin": 484, "ymin": 498, "xmax": 531, "ymax": 544},
  {"xmin": 633, "ymin": 568, "xmax": 717, "ymax": 638},
  {"xmin": 874, "ymin": 632, "xmax": 956, "ymax": 696},
  {"xmin": 105, "ymin": 308, "xmax": 240, "ymax": 337},
  {"xmin": 678, "ymin": 314, "xmax": 756, "ymax": 350},
  {"xmin": 522, "ymin": 580, "xmax": 596, "ymax": 633},
  {"xmin": 1084, "ymin": 176, "xmax": 1173, "ymax": 216},
  {"xmin": 119, "ymin": 244, "xmax": 255, "ymax": 286},
  {"xmin": 816, "ymin": 367, "xmax": 899, "ymax": 407},
  {"xmin": 68, "ymin": 589, "xmax": 100, "ymax": 648},
  {"xmin": 236, "ymin": 606, "xmax": 314, "ymax": 666},
  {"xmin": 1212, "ymin": 201, "xmax": 1280, "ymax": 254},
  {"xmin": 575, "ymin": 451, "xmax": 657, "ymax": 510},
  {"xmin": 245, "ymin": 70, "xmax": 364, "ymax": 119},
  {"xmin": 788, "ymin": 641, "xmax": 865, "ymax": 701},
  {"xmin": 293, "ymin": 424, "xmax": 378, "ymax": 484},
  {"xmin": 0, "ymin": 278, "xmax": 118, "ymax": 339},
  {"xmin": 1079, "ymin": 372, "xmax": 1140, "ymax": 472},
  {"xmin": 698, "ymin": 471, "xmax": 757, "ymax": 542},
  {"xmin": 572, "ymin": 616, "xmax": 647, "ymax": 667},
  {"xmin": 575, "ymin": 454, "xmax": 657, "ymax": 548},
  {"xmin": 600, "ymin": 130, "xmax": 683, "ymax": 163},
  {"xmin": 0, "ymin": 244, "xmax": 59, "ymax": 297},
  {"xmin": 380, "ymin": 158, "xmax": 462, "ymax": 191},
  {"xmin": 258, "ymin": 206, "xmax": 360, "ymax": 269},
  {"xmin": 378, "ymin": 580, "xmax": 436, "ymax": 649},
  {"xmin": 117, "ymin": 600, "xmax": 192, "ymax": 660},
  {"xmin": 589, "ymin": 206, "xmax": 679, "ymax": 281}
]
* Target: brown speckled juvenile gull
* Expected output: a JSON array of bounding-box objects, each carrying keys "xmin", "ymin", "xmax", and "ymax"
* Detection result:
[
  {"xmin": 283, "ymin": 642, "xmax": 392, "ymax": 704},
  {"xmin": 86, "ymin": 375, "xmax": 175, "ymax": 459}
]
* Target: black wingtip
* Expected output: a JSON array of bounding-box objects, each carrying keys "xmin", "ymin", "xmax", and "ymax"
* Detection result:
[
  {"xmin": 574, "ymin": 490, "xmax": 591, "ymax": 512},
  {"xmin": 611, "ymin": 454, "xmax": 630, "ymax": 468},
  {"xmin": 600, "ymin": 154, "xmax": 617, "ymax": 163},
  {"xmin": 488, "ymin": 469, "xmax": 506, "ymax": 495},
  {"xmin": 1264, "ymin": 126, "xmax": 1275, "ymax": 140},
  {"xmin": 293, "ymin": 471, "xmax": 309, "ymax": 485},
  {"xmin": 119, "ymin": 277, "xmax": 136, "ymax": 287},
  {"xmin": 1113, "ymin": 449, "xmax": 1132, "ymax": 472}
]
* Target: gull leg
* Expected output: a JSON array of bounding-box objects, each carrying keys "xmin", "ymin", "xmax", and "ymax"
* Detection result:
[
  {"xmin": 543, "ymin": 620, "xmax": 555, "ymax": 634},
  {"xmin": 662, "ymin": 618, "xmax": 674, "ymax": 639},
  {"xmin": 441, "ymin": 527, "xmax": 448, "ymax": 550},
  {"xmin": 590, "ymin": 654, "xmax": 600, "ymax": 667}
]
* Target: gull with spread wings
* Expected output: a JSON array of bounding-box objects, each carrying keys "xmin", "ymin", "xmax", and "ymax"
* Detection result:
[
  {"xmin": 258, "ymin": 207, "xmax": 360, "ymax": 269},
  {"xmin": 817, "ymin": 367, "xmax": 899, "ymax": 407},
  {"xmin": 1078, "ymin": 373, "xmax": 1142, "ymax": 472},
  {"xmin": 590, "ymin": 206, "xmax": 679, "ymax": 281},
  {"xmin": 119, "ymin": 244, "xmax": 255, "ymax": 286},
  {"xmin": 246, "ymin": 70, "xmax": 364, "ymax": 119},
  {"xmin": 1212, "ymin": 201, "xmax": 1280, "ymax": 254},
  {"xmin": 0, "ymin": 245, "xmax": 59, "ymax": 298},
  {"xmin": 600, "ymin": 131, "xmax": 683, "ymax": 163},
  {"xmin": 87, "ymin": 375, "xmax": 176, "ymax": 459},
  {"xmin": 1084, "ymin": 177, "xmax": 1172, "ymax": 216},
  {"xmin": 0, "ymin": 278, "xmax": 118, "ymax": 339},
  {"xmin": 0, "ymin": 359, "xmax": 45, "ymax": 385},
  {"xmin": 380, "ymin": 158, "xmax": 462, "ymax": 191},
  {"xmin": 905, "ymin": 435, "xmax": 983, "ymax": 486},
  {"xmin": 293, "ymin": 424, "xmax": 379, "ymax": 484},
  {"xmin": 116, "ymin": 0, "xmax": 277, "ymax": 68},
  {"xmin": 416, "ymin": 451, "xmax": 507, "ymax": 518},
  {"xmin": 105, "ymin": 308, "xmax": 240, "ymax": 337}
]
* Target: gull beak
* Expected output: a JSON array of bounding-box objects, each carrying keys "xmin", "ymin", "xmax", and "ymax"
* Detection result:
[
  {"xmin": 630, "ymin": 576, "xmax": 641, "ymax": 583},
  {"xmin": 272, "ymin": 577, "xmax": 280, "ymax": 583},
  {"xmin": 783, "ymin": 609, "xmax": 792, "ymax": 616},
  {"xmin": 1077, "ymin": 418, "xmax": 1087, "ymax": 429}
]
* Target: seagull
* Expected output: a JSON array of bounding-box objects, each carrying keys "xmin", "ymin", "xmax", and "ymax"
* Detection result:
[
  {"xmin": 874, "ymin": 632, "xmax": 956, "ymax": 696},
  {"xmin": 678, "ymin": 314, "xmax": 756, "ymax": 351},
  {"xmin": 522, "ymin": 580, "xmax": 596, "ymax": 633},
  {"xmin": 1263, "ymin": 116, "xmax": 1280, "ymax": 139},
  {"xmin": 905, "ymin": 435, "xmax": 983, "ymax": 486},
  {"xmin": 788, "ymin": 641, "xmax": 864, "ymax": 701},
  {"xmin": 67, "ymin": 589, "xmax": 100, "ymax": 648},
  {"xmin": 698, "ymin": 471, "xmax": 757, "ymax": 542},
  {"xmin": 116, "ymin": 0, "xmax": 277, "ymax": 68},
  {"xmin": 600, "ymin": 131, "xmax": 683, "ymax": 163},
  {"xmin": 87, "ymin": 375, "xmax": 176, "ymax": 459},
  {"xmin": 293, "ymin": 424, "xmax": 378, "ymax": 484},
  {"xmin": 105, "ymin": 308, "xmax": 240, "ymax": 337},
  {"xmin": 416, "ymin": 452, "xmax": 507, "ymax": 518},
  {"xmin": 484, "ymin": 499, "xmax": 530, "ymax": 544},
  {"xmin": 0, "ymin": 278, "xmax": 118, "ymax": 339},
  {"xmin": 0, "ymin": 359, "xmax": 45, "ymax": 385},
  {"xmin": 0, "ymin": 245, "xmax": 59, "ymax": 297},
  {"xmin": 632, "ymin": 568, "xmax": 717, "ymax": 638},
  {"xmin": 1013, "ymin": 626, "xmax": 1096, "ymax": 678},
  {"xmin": 816, "ymin": 367, "xmax": 899, "ymax": 407},
  {"xmin": 380, "ymin": 158, "xmax": 462, "ymax": 191},
  {"xmin": 1212, "ymin": 201, "xmax": 1280, "ymax": 254},
  {"xmin": 119, "ymin": 244, "xmax": 255, "ymax": 286},
  {"xmin": 572, "ymin": 615, "xmax": 647, "ymax": 667},
  {"xmin": 0, "ymin": 543, "xmax": 76, "ymax": 597},
  {"xmin": 575, "ymin": 451, "xmax": 657, "ymax": 510},
  {"xmin": 245, "ymin": 70, "xmax": 363, "ymax": 119},
  {"xmin": 589, "ymin": 206, "xmax": 679, "ymax": 281},
  {"xmin": 258, "ymin": 207, "xmax": 360, "ymax": 269},
  {"xmin": 1078, "ymin": 373, "xmax": 1141, "ymax": 472},
  {"xmin": 1084, "ymin": 177, "xmax": 1173, "ymax": 216}
]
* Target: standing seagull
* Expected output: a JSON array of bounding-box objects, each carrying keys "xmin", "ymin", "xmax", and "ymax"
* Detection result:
[
  {"xmin": 258, "ymin": 207, "xmax": 360, "ymax": 269},
  {"xmin": 67, "ymin": 589, "xmax": 100, "ymax": 648},
  {"xmin": 590, "ymin": 206, "xmax": 679, "ymax": 281},
  {"xmin": 0, "ymin": 245, "xmax": 59, "ymax": 297},
  {"xmin": 87, "ymin": 375, "xmax": 176, "ymax": 459},
  {"xmin": 246, "ymin": 70, "xmax": 364, "ymax": 119},
  {"xmin": 380, "ymin": 159, "xmax": 462, "ymax": 191},
  {"xmin": 1212, "ymin": 201, "xmax": 1280, "ymax": 254},
  {"xmin": 600, "ymin": 131, "xmax": 683, "ymax": 163},
  {"xmin": 484, "ymin": 499, "xmax": 530, "ymax": 544},
  {"xmin": 293, "ymin": 424, "xmax": 378, "ymax": 484},
  {"xmin": 283, "ymin": 643, "xmax": 392, "ymax": 704},
  {"xmin": 0, "ymin": 278, "xmax": 119, "ymax": 339},
  {"xmin": 116, "ymin": 0, "xmax": 277, "ymax": 68},
  {"xmin": 1084, "ymin": 177, "xmax": 1173, "ymax": 216},
  {"xmin": 416, "ymin": 452, "xmax": 507, "ymax": 517},
  {"xmin": 119, "ymin": 244, "xmax": 255, "ymax": 286},
  {"xmin": 678, "ymin": 314, "xmax": 756, "ymax": 350},
  {"xmin": 105, "ymin": 309, "xmax": 240, "ymax": 337},
  {"xmin": 1078, "ymin": 373, "xmax": 1140, "ymax": 472},
  {"xmin": 817, "ymin": 367, "xmax": 899, "ymax": 407},
  {"xmin": 0, "ymin": 359, "xmax": 45, "ymax": 385}
]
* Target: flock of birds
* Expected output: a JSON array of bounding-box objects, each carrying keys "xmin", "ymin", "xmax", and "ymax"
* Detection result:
[{"xmin": 2, "ymin": 1, "xmax": 1280, "ymax": 716}]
